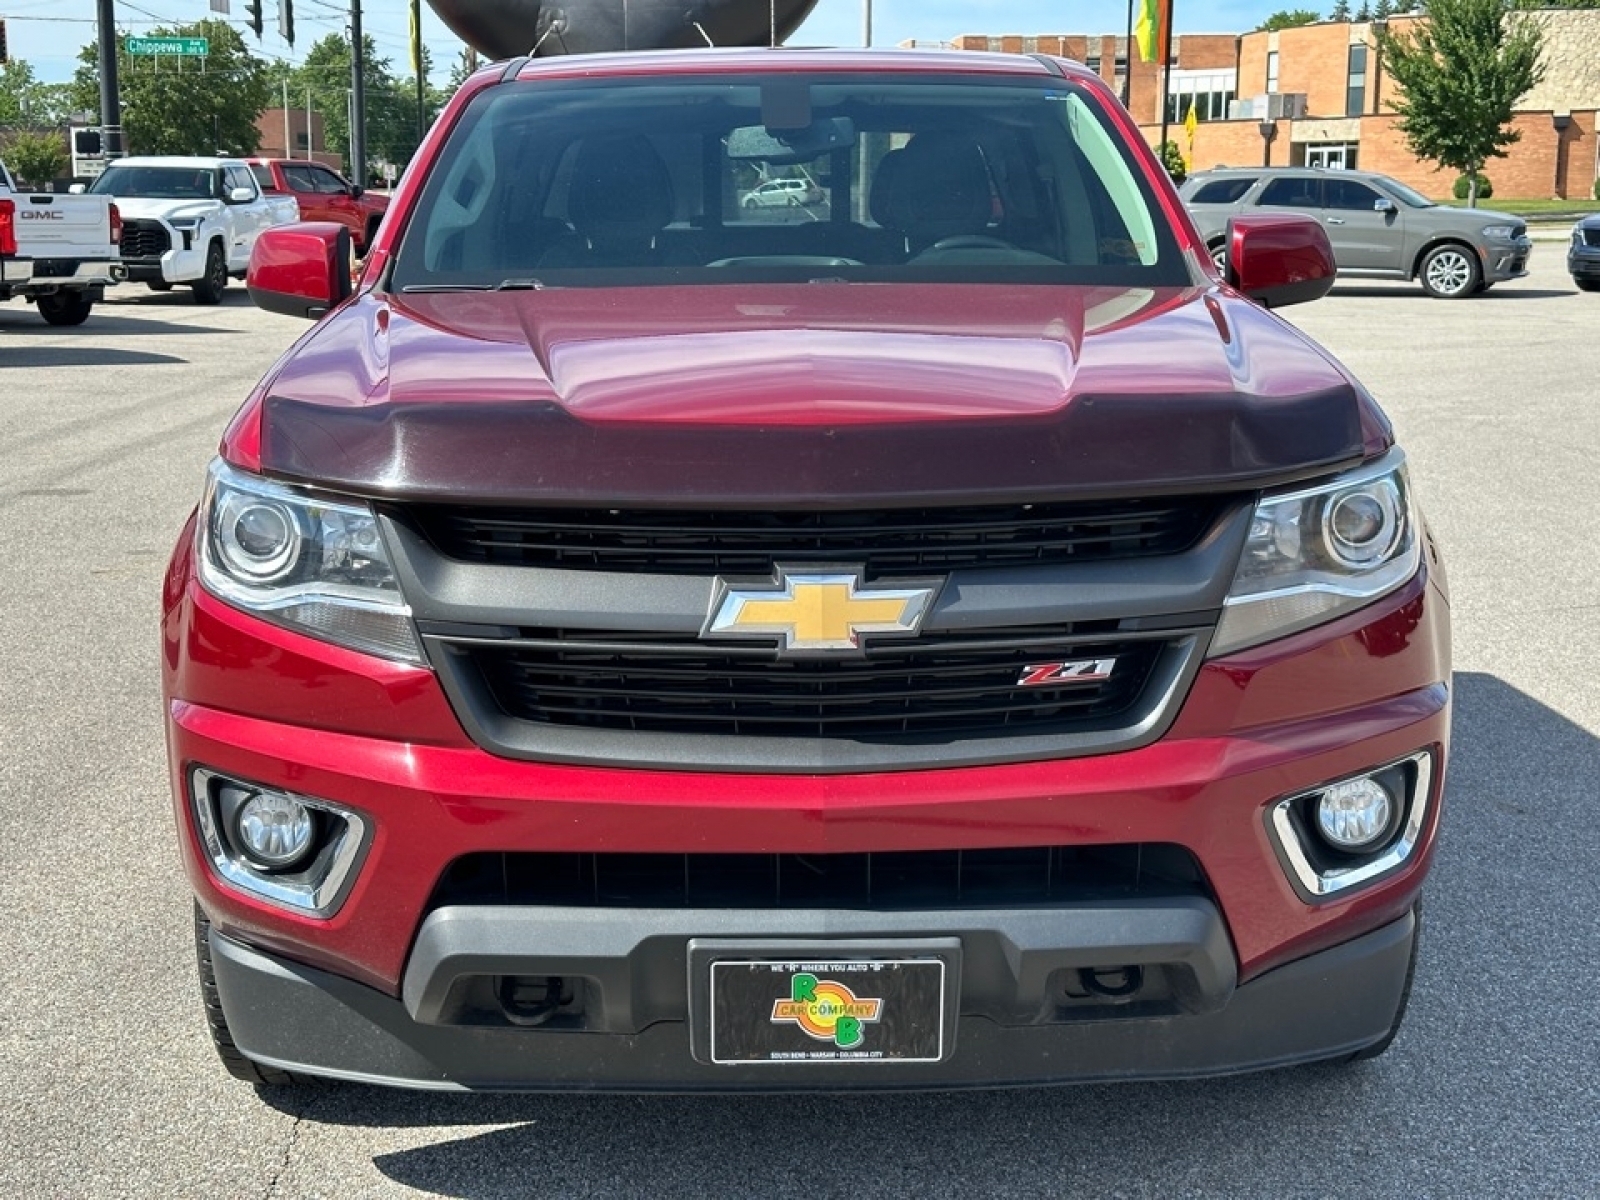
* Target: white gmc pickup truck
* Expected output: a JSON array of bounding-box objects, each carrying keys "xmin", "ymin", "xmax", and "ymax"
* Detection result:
[
  {"xmin": 85, "ymin": 156, "xmax": 297, "ymax": 304},
  {"xmin": 0, "ymin": 158, "xmax": 125, "ymax": 326}
]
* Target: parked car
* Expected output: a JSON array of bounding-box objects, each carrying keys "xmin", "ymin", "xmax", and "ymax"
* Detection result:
[
  {"xmin": 1567, "ymin": 215, "xmax": 1600, "ymax": 291},
  {"xmin": 169, "ymin": 48, "xmax": 1449, "ymax": 1094},
  {"xmin": 245, "ymin": 158, "xmax": 388, "ymax": 255},
  {"xmin": 1181, "ymin": 166, "xmax": 1532, "ymax": 298},
  {"xmin": 741, "ymin": 176, "xmax": 822, "ymax": 208},
  {"xmin": 0, "ymin": 157, "xmax": 125, "ymax": 326},
  {"xmin": 86, "ymin": 157, "xmax": 299, "ymax": 303}
]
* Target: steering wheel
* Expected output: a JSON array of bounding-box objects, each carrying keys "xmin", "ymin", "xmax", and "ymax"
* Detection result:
[{"xmin": 927, "ymin": 234, "xmax": 1016, "ymax": 252}]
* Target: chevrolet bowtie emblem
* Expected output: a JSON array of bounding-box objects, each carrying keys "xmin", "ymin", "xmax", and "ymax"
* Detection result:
[{"xmin": 704, "ymin": 566, "xmax": 941, "ymax": 654}]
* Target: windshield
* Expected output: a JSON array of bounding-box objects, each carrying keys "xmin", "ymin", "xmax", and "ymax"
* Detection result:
[
  {"xmin": 90, "ymin": 165, "xmax": 219, "ymax": 200},
  {"xmin": 1378, "ymin": 178, "xmax": 1436, "ymax": 209},
  {"xmin": 391, "ymin": 74, "xmax": 1187, "ymax": 290}
]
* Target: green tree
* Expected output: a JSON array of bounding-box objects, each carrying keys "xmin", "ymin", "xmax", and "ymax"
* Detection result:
[
  {"xmin": 288, "ymin": 34, "xmax": 429, "ymax": 183},
  {"xmin": 446, "ymin": 47, "xmax": 479, "ymax": 92},
  {"xmin": 2, "ymin": 129, "xmax": 69, "ymax": 186},
  {"xmin": 1373, "ymin": 0, "xmax": 1394, "ymax": 16},
  {"xmin": 1378, "ymin": 0, "xmax": 1545, "ymax": 205},
  {"xmin": 1330, "ymin": 0, "xmax": 1353, "ymax": 20},
  {"xmin": 1356, "ymin": 1, "xmax": 1372, "ymax": 17},
  {"xmin": 69, "ymin": 21, "xmax": 271, "ymax": 155},
  {"xmin": 1258, "ymin": 9, "xmax": 1323, "ymax": 29},
  {"xmin": 0, "ymin": 61, "xmax": 74, "ymax": 126}
]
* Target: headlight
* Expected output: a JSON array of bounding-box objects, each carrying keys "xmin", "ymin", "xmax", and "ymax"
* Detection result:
[
  {"xmin": 197, "ymin": 459, "xmax": 422, "ymax": 663},
  {"xmin": 1575, "ymin": 225, "xmax": 1588, "ymax": 248},
  {"xmin": 168, "ymin": 217, "xmax": 202, "ymax": 230},
  {"xmin": 1209, "ymin": 450, "xmax": 1420, "ymax": 657},
  {"xmin": 1480, "ymin": 225, "xmax": 1516, "ymax": 240}
]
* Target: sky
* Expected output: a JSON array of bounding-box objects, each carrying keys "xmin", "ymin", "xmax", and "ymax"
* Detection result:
[{"xmin": 8, "ymin": 0, "xmax": 1277, "ymax": 88}]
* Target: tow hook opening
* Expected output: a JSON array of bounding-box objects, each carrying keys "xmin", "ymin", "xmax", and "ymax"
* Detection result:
[
  {"xmin": 497, "ymin": 975, "xmax": 573, "ymax": 1027},
  {"xmin": 1079, "ymin": 965, "xmax": 1144, "ymax": 998}
]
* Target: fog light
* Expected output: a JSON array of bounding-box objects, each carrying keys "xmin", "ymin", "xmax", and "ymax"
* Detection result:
[
  {"xmin": 232, "ymin": 791, "xmax": 315, "ymax": 870},
  {"xmin": 1315, "ymin": 777, "xmax": 1395, "ymax": 851}
]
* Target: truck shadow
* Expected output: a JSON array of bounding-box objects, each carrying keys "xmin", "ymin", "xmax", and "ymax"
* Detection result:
[
  {"xmin": 1328, "ymin": 285, "xmax": 1575, "ymax": 300},
  {"xmin": 257, "ymin": 670, "xmax": 1600, "ymax": 1196},
  {"xmin": 0, "ymin": 346, "xmax": 187, "ymax": 368}
]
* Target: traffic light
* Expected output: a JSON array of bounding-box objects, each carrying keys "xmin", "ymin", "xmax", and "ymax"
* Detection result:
[
  {"xmin": 246, "ymin": 0, "xmax": 263, "ymax": 38},
  {"xmin": 0, "ymin": 19, "xmax": 9, "ymax": 66},
  {"xmin": 278, "ymin": 0, "xmax": 294, "ymax": 46}
]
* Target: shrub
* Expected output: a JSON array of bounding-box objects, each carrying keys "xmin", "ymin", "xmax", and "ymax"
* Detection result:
[
  {"xmin": 1157, "ymin": 140, "xmax": 1187, "ymax": 184},
  {"xmin": 1451, "ymin": 173, "xmax": 1493, "ymax": 202}
]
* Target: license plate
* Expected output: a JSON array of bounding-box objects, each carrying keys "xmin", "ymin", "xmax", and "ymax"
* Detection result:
[{"xmin": 707, "ymin": 957, "xmax": 947, "ymax": 1065}]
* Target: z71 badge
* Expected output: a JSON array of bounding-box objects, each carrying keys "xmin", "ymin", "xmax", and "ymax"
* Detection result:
[{"xmin": 1017, "ymin": 657, "xmax": 1117, "ymax": 687}]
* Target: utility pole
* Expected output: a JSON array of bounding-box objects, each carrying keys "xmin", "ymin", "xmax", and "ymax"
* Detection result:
[
  {"xmin": 95, "ymin": 0, "xmax": 123, "ymax": 157},
  {"xmin": 861, "ymin": 0, "xmax": 871, "ymax": 47},
  {"xmin": 282, "ymin": 77, "xmax": 291, "ymax": 159},
  {"xmin": 350, "ymin": 0, "xmax": 366, "ymax": 186}
]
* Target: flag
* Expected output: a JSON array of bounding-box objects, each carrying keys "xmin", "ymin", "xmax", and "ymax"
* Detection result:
[
  {"xmin": 1183, "ymin": 103, "xmax": 1198, "ymax": 141},
  {"xmin": 409, "ymin": 0, "xmax": 423, "ymax": 80},
  {"xmin": 1135, "ymin": 0, "xmax": 1171, "ymax": 64}
]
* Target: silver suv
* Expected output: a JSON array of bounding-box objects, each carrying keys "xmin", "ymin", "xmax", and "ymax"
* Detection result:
[{"xmin": 1181, "ymin": 168, "xmax": 1532, "ymax": 298}]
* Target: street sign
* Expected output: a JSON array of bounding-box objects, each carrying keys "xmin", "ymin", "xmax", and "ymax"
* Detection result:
[{"xmin": 125, "ymin": 36, "xmax": 209, "ymax": 56}]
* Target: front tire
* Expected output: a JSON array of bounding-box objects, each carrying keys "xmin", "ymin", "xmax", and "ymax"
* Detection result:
[
  {"xmin": 190, "ymin": 242, "xmax": 228, "ymax": 306},
  {"xmin": 1208, "ymin": 240, "xmax": 1228, "ymax": 276},
  {"xmin": 1576, "ymin": 278, "xmax": 1600, "ymax": 293},
  {"xmin": 1419, "ymin": 244, "xmax": 1480, "ymax": 299},
  {"xmin": 35, "ymin": 292, "xmax": 94, "ymax": 326},
  {"xmin": 194, "ymin": 906, "xmax": 314, "ymax": 1087}
]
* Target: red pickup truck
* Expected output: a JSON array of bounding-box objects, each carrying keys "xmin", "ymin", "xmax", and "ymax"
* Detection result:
[
  {"xmin": 245, "ymin": 158, "xmax": 387, "ymax": 254},
  {"xmin": 168, "ymin": 49, "xmax": 1450, "ymax": 1093}
]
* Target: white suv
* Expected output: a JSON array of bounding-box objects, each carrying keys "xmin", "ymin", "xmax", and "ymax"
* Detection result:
[{"xmin": 740, "ymin": 178, "xmax": 822, "ymax": 208}]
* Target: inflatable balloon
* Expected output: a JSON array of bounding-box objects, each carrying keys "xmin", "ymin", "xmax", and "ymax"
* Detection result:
[{"xmin": 425, "ymin": 0, "xmax": 823, "ymax": 60}]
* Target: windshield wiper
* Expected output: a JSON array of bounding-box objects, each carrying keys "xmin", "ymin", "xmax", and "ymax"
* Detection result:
[
  {"xmin": 495, "ymin": 278, "xmax": 547, "ymax": 290},
  {"xmin": 400, "ymin": 283, "xmax": 495, "ymax": 293}
]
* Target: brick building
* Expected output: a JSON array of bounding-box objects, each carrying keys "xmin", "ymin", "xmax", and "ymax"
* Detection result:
[
  {"xmin": 951, "ymin": 9, "xmax": 1600, "ymax": 199},
  {"xmin": 253, "ymin": 108, "xmax": 342, "ymax": 170}
]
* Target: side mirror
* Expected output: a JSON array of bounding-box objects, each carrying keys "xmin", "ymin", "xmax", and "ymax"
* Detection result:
[
  {"xmin": 1374, "ymin": 197, "xmax": 1396, "ymax": 213},
  {"xmin": 247, "ymin": 222, "xmax": 354, "ymax": 319},
  {"xmin": 229, "ymin": 187, "xmax": 256, "ymax": 204},
  {"xmin": 1224, "ymin": 212, "xmax": 1336, "ymax": 308},
  {"xmin": 349, "ymin": 183, "xmax": 365, "ymax": 199},
  {"xmin": 68, "ymin": 183, "xmax": 87, "ymax": 195}
]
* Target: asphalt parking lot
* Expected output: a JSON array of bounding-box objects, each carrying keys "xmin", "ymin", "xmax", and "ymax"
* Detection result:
[{"xmin": 2, "ymin": 256, "xmax": 1597, "ymax": 1198}]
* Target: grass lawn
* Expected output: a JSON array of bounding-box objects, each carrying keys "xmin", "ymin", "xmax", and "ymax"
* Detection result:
[{"xmin": 1438, "ymin": 197, "xmax": 1600, "ymax": 217}]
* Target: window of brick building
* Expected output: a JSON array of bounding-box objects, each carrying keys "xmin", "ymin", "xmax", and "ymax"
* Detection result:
[
  {"xmin": 1266, "ymin": 50, "xmax": 1279, "ymax": 92},
  {"xmin": 1346, "ymin": 45, "xmax": 1368, "ymax": 116}
]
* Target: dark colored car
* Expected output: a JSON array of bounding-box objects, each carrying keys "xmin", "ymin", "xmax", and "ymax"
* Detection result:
[
  {"xmin": 1568, "ymin": 216, "xmax": 1600, "ymax": 291},
  {"xmin": 1181, "ymin": 167, "xmax": 1531, "ymax": 298},
  {"xmin": 246, "ymin": 158, "xmax": 388, "ymax": 254},
  {"xmin": 166, "ymin": 48, "xmax": 1450, "ymax": 1093}
]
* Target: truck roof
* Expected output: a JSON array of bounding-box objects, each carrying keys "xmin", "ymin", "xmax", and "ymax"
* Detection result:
[
  {"xmin": 111, "ymin": 156, "xmax": 246, "ymax": 169},
  {"xmin": 506, "ymin": 46, "xmax": 1097, "ymax": 84}
]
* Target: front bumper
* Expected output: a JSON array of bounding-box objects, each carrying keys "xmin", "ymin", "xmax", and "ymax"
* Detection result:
[
  {"xmin": 209, "ymin": 905, "xmax": 1416, "ymax": 1090},
  {"xmin": 1568, "ymin": 245, "xmax": 1600, "ymax": 281},
  {"xmin": 124, "ymin": 240, "xmax": 207, "ymax": 284},
  {"xmin": 165, "ymin": 508, "xmax": 1450, "ymax": 1088},
  {"xmin": 1483, "ymin": 236, "xmax": 1532, "ymax": 282}
]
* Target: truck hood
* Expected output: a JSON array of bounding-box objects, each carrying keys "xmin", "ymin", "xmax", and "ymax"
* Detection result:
[
  {"xmin": 249, "ymin": 283, "xmax": 1390, "ymax": 506},
  {"xmin": 111, "ymin": 197, "xmax": 221, "ymax": 224}
]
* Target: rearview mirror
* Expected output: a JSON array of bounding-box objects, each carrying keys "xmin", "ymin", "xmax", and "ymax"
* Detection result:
[
  {"xmin": 1374, "ymin": 197, "xmax": 1396, "ymax": 213},
  {"xmin": 1224, "ymin": 213, "xmax": 1337, "ymax": 308},
  {"xmin": 247, "ymin": 222, "xmax": 354, "ymax": 319},
  {"xmin": 229, "ymin": 187, "xmax": 256, "ymax": 204},
  {"xmin": 727, "ymin": 118, "xmax": 856, "ymax": 165}
]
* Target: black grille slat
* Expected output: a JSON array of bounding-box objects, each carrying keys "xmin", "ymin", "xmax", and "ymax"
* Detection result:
[
  {"xmin": 120, "ymin": 219, "xmax": 171, "ymax": 259},
  {"xmin": 459, "ymin": 628, "xmax": 1169, "ymax": 740},
  {"xmin": 430, "ymin": 845, "xmax": 1207, "ymax": 911},
  {"xmin": 409, "ymin": 498, "xmax": 1224, "ymax": 575},
  {"xmin": 1586, "ymin": 228, "xmax": 1600, "ymax": 248}
]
